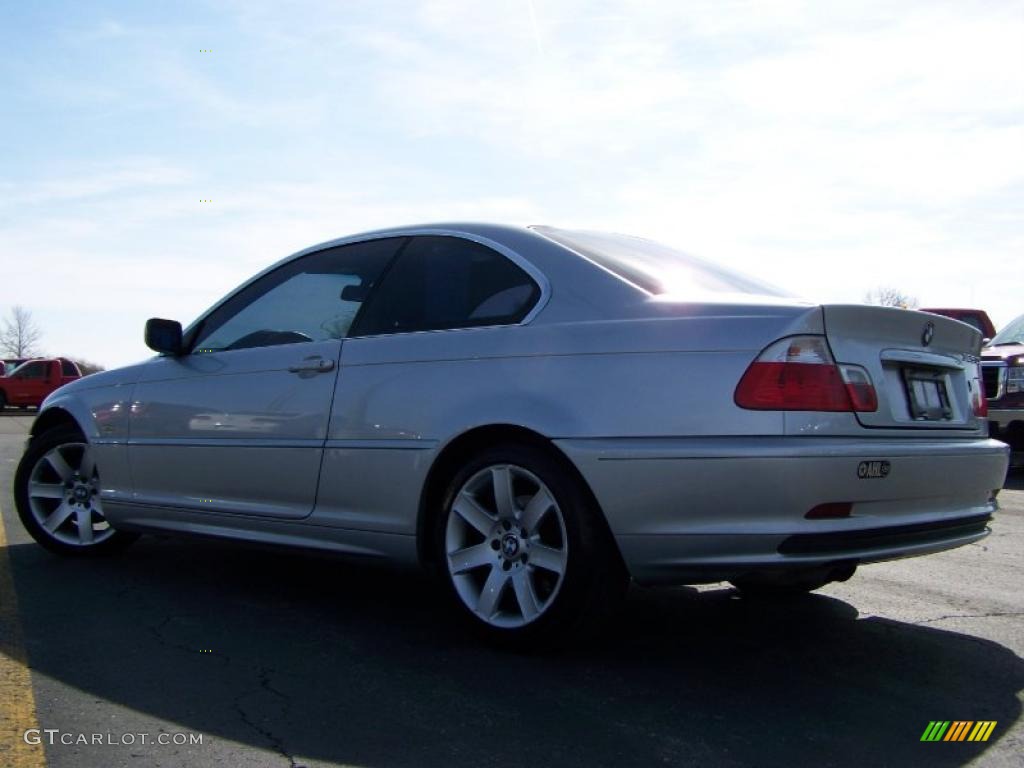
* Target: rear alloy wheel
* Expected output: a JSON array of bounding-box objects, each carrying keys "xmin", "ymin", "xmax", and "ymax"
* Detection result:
[
  {"xmin": 15, "ymin": 426, "xmax": 138, "ymax": 556},
  {"xmin": 436, "ymin": 443, "xmax": 626, "ymax": 645},
  {"xmin": 446, "ymin": 464, "xmax": 568, "ymax": 628}
]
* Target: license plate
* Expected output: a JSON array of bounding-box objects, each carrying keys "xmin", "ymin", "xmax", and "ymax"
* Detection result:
[{"xmin": 902, "ymin": 368, "xmax": 952, "ymax": 421}]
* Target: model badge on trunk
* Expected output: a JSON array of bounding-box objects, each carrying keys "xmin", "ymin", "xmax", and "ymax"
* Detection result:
[{"xmin": 858, "ymin": 460, "xmax": 891, "ymax": 479}]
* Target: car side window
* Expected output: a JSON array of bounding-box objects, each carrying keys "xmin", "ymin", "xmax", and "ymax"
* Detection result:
[
  {"xmin": 60, "ymin": 360, "xmax": 76, "ymax": 376},
  {"xmin": 191, "ymin": 238, "xmax": 405, "ymax": 353},
  {"xmin": 15, "ymin": 362, "xmax": 47, "ymax": 379},
  {"xmin": 352, "ymin": 236, "xmax": 540, "ymax": 336}
]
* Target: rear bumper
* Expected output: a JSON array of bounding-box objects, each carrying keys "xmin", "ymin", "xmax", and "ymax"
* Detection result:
[
  {"xmin": 556, "ymin": 436, "xmax": 1009, "ymax": 585},
  {"xmin": 988, "ymin": 408, "xmax": 1023, "ymax": 430}
]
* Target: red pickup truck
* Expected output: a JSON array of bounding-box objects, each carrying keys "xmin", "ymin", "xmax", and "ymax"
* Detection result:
[
  {"xmin": 982, "ymin": 312, "xmax": 1024, "ymax": 453},
  {"xmin": 0, "ymin": 358, "xmax": 82, "ymax": 409},
  {"xmin": 921, "ymin": 308, "xmax": 997, "ymax": 340}
]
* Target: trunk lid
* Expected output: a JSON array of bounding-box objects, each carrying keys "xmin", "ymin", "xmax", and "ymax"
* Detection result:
[{"xmin": 822, "ymin": 305, "xmax": 984, "ymax": 431}]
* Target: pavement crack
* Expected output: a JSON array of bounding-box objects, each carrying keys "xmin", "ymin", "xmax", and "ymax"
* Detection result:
[
  {"xmin": 144, "ymin": 615, "xmax": 231, "ymax": 666},
  {"xmin": 146, "ymin": 618, "xmax": 297, "ymax": 765},
  {"xmin": 233, "ymin": 665, "xmax": 300, "ymax": 768},
  {"xmin": 913, "ymin": 610, "xmax": 1024, "ymax": 625}
]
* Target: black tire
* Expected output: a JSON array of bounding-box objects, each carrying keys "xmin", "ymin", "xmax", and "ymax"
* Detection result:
[
  {"xmin": 432, "ymin": 442, "xmax": 627, "ymax": 648},
  {"xmin": 0, "ymin": 390, "xmax": 7, "ymax": 409},
  {"xmin": 14, "ymin": 424, "xmax": 139, "ymax": 556},
  {"xmin": 730, "ymin": 566, "xmax": 854, "ymax": 599}
]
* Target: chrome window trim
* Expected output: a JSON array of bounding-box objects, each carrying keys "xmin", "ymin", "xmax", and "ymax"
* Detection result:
[
  {"xmin": 182, "ymin": 228, "xmax": 551, "ymax": 347},
  {"xmin": 345, "ymin": 229, "xmax": 551, "ymax": 335}
]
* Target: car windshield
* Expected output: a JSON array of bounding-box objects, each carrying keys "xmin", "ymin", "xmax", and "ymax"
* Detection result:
[
  {"xmin": 990, "ymin": 314, "xmax": 1024, "ymax": 345},
  {"xmin": 533, "ymin": 226, "xmax": 792, "ymax": 299}
]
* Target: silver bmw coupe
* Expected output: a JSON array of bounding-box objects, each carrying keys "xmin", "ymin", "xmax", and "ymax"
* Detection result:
[{"xmin": 15, "ymin": 224, "xmax": 1009, "ymax": 643}]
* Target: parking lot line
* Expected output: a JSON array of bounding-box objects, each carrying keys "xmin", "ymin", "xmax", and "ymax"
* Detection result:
[{"xmin": 0, "ymin": 504, "xmax": 46, "ymax": 768}]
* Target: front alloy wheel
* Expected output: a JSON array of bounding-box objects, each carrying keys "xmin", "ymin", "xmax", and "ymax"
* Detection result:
[
  {"xmin": 28, "ymin": 442, "xmax": 112, "ymax": 546},
  {"xmin": 15, "ymin": 425, "xmax": 137, "ymax": 556}
]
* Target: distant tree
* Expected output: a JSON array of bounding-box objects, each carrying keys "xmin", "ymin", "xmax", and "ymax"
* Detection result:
[
  {"xmin": 864, "ymin": 287, "xmax": 919, "ymax": 309},
  {"xmin": 0, "ymin": 306, "xmax": 43, "ymax": 357},
  {"xmin": 71, "ymin": 359, "xmax": 106, "ymax": 376}
]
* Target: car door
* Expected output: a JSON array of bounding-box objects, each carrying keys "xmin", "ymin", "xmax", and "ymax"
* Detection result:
[
  {"xmin": 129, "ymin": 237, "xmax": 404, "ymax": 519},
  {"xmin": 312, "ymin": 235, "xmax": 544, "ymax": 531}
]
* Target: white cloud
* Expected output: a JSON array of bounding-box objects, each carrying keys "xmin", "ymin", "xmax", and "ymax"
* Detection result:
[
  {"xmin": 2, "ymin": 0, "xmax": 1022, "ymax": 366},
  {"xmin": 0, "ymin": 159, "xmax": 192, "ymax": 206}
]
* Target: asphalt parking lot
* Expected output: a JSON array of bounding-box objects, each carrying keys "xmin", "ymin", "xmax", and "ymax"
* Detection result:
[{"xmin": 0, "ymin": 411, "xmax": 1021, "ymax": 768}]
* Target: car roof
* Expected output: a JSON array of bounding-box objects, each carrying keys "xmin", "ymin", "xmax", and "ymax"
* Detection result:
[{"xmin": 181, "ymin": 223, "xmax": 643, "ymax": 337}]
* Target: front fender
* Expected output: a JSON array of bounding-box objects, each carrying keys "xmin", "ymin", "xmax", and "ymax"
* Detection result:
[
  {"xmin": 37, "ymin": 385, "xmax": 133, "ymax": 442},
  {"xmin": 34, "ymin": 384, "xmax": 137, "ymax": 504}
]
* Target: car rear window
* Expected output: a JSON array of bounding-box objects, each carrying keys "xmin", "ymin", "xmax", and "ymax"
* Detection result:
[{"xmin": 532, "ymin": 226, "xmax": 790, "ymax": 298}]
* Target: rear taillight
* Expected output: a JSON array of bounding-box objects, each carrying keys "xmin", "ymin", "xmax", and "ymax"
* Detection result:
[
  {"xmin": 838, "ymin": 364, "xmax": 878, "ymax": 412},
  {"xmin": 735, "ymin": 335, "xmax": 878, "ymax": 413},
  {"xmin": 976, "ymin": 398, "xmax": 988, "ymax": 418},
  {"xmin": 972, "ymin": 364, "xmax": 988, "ymax": 418}
]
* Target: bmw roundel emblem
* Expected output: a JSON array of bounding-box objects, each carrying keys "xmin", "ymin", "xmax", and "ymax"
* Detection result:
[
  {"xmin": 922, "ymin": 321, "xmax": 934, "ymax": 346},
  {"xmin": 501, "ymin": 534, "xmax": 520, "ymax": 557}
]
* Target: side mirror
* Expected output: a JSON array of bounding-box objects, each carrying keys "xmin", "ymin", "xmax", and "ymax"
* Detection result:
[
  {"xmin": 340, "ymin": 283, "xmax": 369, "ymax": 302},
  {"xmin": 145, "ymin": 318, "xmax": 184, "ymax": 355},
  {"xmin": 982, "ymin": 337, "xmax": 991, "ymax": 346}
]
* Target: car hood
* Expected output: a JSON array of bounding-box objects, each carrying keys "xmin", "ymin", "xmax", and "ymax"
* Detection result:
[
  {"xmin": 53, "ymin": 360, "xmax": 151, "ymax": 394},
  {"xmin": 982, "ymin": 343, "xmax": 1024, "ymax": 361}
]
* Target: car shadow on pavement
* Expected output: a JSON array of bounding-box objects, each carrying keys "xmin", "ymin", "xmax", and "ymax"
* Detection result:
[
  {"xmin": 1003, "ymin": 466, "xmax": 1024, "ymax": 491},
  {"xmin": 5, "ymin": 536, "xmax": 1022, "ymax": 768}
]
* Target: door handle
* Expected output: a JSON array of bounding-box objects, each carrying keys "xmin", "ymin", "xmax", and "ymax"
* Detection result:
[{"xmin": 288, "ymin": 358, "xmax": 335, "ymax": 374}]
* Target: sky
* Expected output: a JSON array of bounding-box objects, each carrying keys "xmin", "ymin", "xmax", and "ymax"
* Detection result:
[{"xmin": 0, "ymin": 0, "xmax": 1021, "ymax": 368}]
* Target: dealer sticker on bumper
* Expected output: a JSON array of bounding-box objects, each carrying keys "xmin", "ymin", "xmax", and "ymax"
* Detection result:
[{"xmin": 858, "ymin": 460, "xmax": 891, "ymax": 479}]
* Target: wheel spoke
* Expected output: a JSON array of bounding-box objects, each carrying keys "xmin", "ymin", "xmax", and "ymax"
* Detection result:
[
  {"xmin": 79, "ymin": 447, "xmax": 96, "ymax": 480},
  {"xmin": 491, "ymin": 466, "xmax": 516, "ymax": 518},
  {"xmin": 29, "ymin": 481, "xmax": 64, "ymax": 500},
  {"xmin": 511, "ymin": 571, "xmax": 541, "ymax": 620},
  {"xmin": 520, "ymin": 486, "xmax": 553, "ymax": 534},
  {"xmin": 75, "ymin": 506, "xmax": 94, "ymax": 544},
  {"xmin": 453, "ymin": 492, "xmax": 496, "ymax": 535},
  {"xmin": 476, "ymin": 564, "xmax": 508, "ymax": 618},
  {"xmin": 530, "ymin": 543, "xmax": 565, "ymax": 575},
  {"xmin": 448, "ymin": 543, "xmax": 494, "ymax": 575},
  {"xmin": 44, "ymin": 502, "xmax": 75, "ymax": 532},
  {"xmin": 45, "ymin": 450, "xmax": 74, "ymax": 482}
]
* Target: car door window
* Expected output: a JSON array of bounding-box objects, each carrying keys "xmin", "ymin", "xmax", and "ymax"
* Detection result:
[
  {"xmin": 352, "ymin": 236, "xmax": 540, "ymax": 336},
  {"xmin": 191, "ymin": 238, "xmax": 405, "ymax": 353},
  {"xmin": 14, "ymin": 362, "xmax": 47, "ymax": 379}
]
